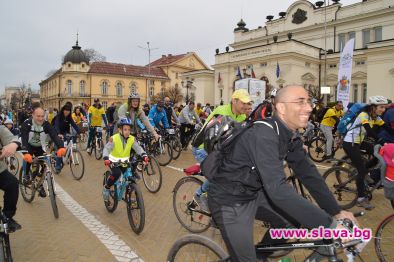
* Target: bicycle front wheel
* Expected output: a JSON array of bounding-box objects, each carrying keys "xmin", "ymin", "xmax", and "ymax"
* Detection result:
[
  {"xmin": 95, "ymin": 139, "xmax": 103, "ymax": 160},
  {"xmin": 141, "ymin": 156, "xmax": 162, "ymax": 193},
  {"xmin": 19, "ymin": 168, "xmax": 36, "ymax": 203},
  {"xmin": 126, "ymin": 184, "xmax": 145, "ymax": 234},
  {"xmin": 172, "ymin": 176, "xmax": 211, "ymax": 233},
  {"xmin": 7, "ymin": 156, "xmax": 19, "ymax": 176},
  {"xmin": 46, "ymin": 172, "xmax": 59, "ymax": 219},
  {"xmin": 154, "ymin": 141, "xmax": 173, "ymax": 166},
  {"xmin": 307, "ymin": 137, "xmax": 326, "ymax": 162},
  {"xmin": 375, "ymin": 214, "xmax": 394, "ymax": 262},
  {"xmin": 171, "ymin": 138, "xmax": 182, "ymax": 160},
  {"xmin": 69, "ymin": 149, "xmax": 85, "ymax": 180},
  {"xmin": 103, "ymin": 171, "xmax": 118, "ymax": 213},
  {"xmin": 323, "ymin": 166, "xmax": 358, "ymax": 209},
  {"xmin": 167, "ymin": 234, "xmax": 228, "ymax": 262},
  {"xmin": 0, "ymin": 233, "xmax": 12, "ymax": 262}
]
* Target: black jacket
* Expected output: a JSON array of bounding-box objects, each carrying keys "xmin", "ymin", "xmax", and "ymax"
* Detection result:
[
  {"xmin": 53, "ymin": 114, "xmax": 80, "ymax": 135},
  {"xmin": 208, "ymin": 115, "xmax": 341, "ymax": 229},
  {"xmin": 21, "ymin": 118, "xmax": 64, "ymax": 151}
]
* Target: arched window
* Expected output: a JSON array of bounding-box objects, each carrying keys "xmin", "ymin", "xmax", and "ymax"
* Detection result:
[
  {"xmin": 149, "ymin": 86, "xmax": 154, "ymax": 97},
  {"xmin": 130, "ymin": 82, "xmax": 137, "ymax": 94},
  {"xmin": 116, "ymin": 82, "xmax": 123, "ymax": 97},
  {"xmin": 362, "ymin": 83, "xmax": 367, "ymax": 103},
  {"xmin": 353, "ymin": 84, "xmax": 358, "ymax": 102},
  {"xmin": 101, "ymin": 80, "xmax": 108, "ymax": 95},
  {"xmin": 66, "ymin": 80, "xmax": 72, "ymax": 96},
  {"xmin": 160, "ymin": 87, "xmax": 165, "ymax": 97},
  {"xmin": 80, "ymin": 80, "xmax": 85, "ymax": 96}
]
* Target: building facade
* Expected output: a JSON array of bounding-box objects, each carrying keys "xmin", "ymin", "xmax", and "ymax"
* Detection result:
[
  {"xmin": 40, "ymin": 43, "xmax": 210, "ymax": 109},
  {"xmin": 213, "ymin": 0, "xmax": 394, "ymax": 105}
]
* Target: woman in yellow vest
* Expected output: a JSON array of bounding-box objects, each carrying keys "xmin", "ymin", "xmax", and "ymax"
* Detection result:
[{"xmin": 102, "ymin": 118, "xmax": 149, "ymax": 201}]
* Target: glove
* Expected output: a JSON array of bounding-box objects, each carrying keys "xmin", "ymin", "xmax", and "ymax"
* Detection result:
[
  {"xmin": 142, "ymin": 155, "xmax": 149, "ymax": 165},
  {"xmin": 56, "ymin": 148, "xmax": 67, "ymax": 157},
  {"xmin": 23, "ymin": 153, "xmax": 33, "ymax": 164},
  {"xmin": 104, "ymin": 160, "xmax": 111, "ymax": 167}
]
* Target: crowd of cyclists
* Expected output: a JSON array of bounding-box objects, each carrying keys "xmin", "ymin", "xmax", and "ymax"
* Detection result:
[{"xmin": 0, "ymin": 86, "xmax": 393, "ymax": 261}]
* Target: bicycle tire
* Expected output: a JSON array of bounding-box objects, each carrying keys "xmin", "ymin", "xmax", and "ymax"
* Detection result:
[
  {"xmin": 375, "ymin": 213, "xmax": 394, "ymax": 262},
  {"xmin": 307, "ymin": 137, "xmax": 326, "ymax": 162},
  {"xmin": 126, "ymin": 183, "xmax": 145, "ymax": 234},
  {"xmin": 167, "ymin": 234, "xmax": 228, "ymax": 262},
  {"xmin": 95, "ymin": 139, "xmax": 103, "ymax": 160},
  {"xmin": 323, "ymin": 166, "xmax": 358, "ymax": 209},
  {"xmin": 18, "ymin": 167, "xmax": 36, "ymax": 203},
  {"xmin": 155, "ymin": 140, "xmax": 173, "ymax": 166},
  {"xmin": 171, "ymin": 138, "xmax": 182, "ymax": 160},
  {"xmin": 0, "ymin": 234, "xmax": 12, "ymax": 262},
  {"xmin": 141, "ymin": 156, "xmax": 162, "ymax": 193},
  {"xmin": 7, "ymin": 156, "xmax": 19, "ymax": 177},
  {"xmin": 172, "ymin": 176, "xmax": 211, "ymax": 233},
  {"xmin": 103, "ymin": 171, "xmax": 118, "ymax": 213},
  {"xmin": 46, "ymin": 171, "xmax": 59, "ymax": 219},
  {"xmin": 69, "ymin": 149, "xmax": 85, "ymax": 180}
]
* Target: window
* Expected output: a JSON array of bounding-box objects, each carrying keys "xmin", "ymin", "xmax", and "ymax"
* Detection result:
[
  {"xmin": 160, "ymin": 87, "xmax": 165, "ymax": 97},
  {"xmin": 102, "ymin": 101, "xmax": 108, "ymax": 110},
  {"xmin": 353, "ymin": 84, "xmax": 358, "ymax": 102},
  {"xmin": 348, "ymin": 31, "xmax": 356, "ymax": 49},
  {"xmin": 175, "ymin": 72, "xmax": 178, "ymax": 79},
  {"xmin": 362, "ymin": 84, "xmax": 367, "ymax": 103},
  {"xmin": 130, "ymin": 82, "xmax": 137, "ymax": 94},
  {"xmin": 149, "ymin": 86, "xmax": 154, "ymax": 97},
  {"xmin": 161, "ymin": 81, "xmax": 166, "ymax": 88},
  {"xmin": 66, "ymin": 80, "xmax": 72, "ymax": 96},
  {"xmin": 362, "ymin": 29, "xmax": 370, "ymax": 48},
  {"xmin": 338, "ymin": 33, "xmax": 346, "ymax": 52},
  {"xmin": 329, "ymin": 64, "xmax": 337, "ymax": 68},
  {"xmin": 79, "ymin": 80, "xmax": 85, "ymax": 96},
  {"xmin": 374, "ymin": 26, "xmax": 382, "ymax": 42},
  {"xmin": 260, "ymin": 62, "xmax": 267, "ymax": 67},
  {"xmin": 101, "ymin": 80, "xmax": 108, "ymax": 95},
  {"xmin": 149, "ymin": 80, "xmax": 155, "ymax": 86},
  {"xmin": 116, "ymin": 82, "xmax": 123, "ymax": 97},
  {"xmin": 220, "ymin": 89, "xmax": 223, "ymax": 98},
  {"xmin": 305, "ymin": 62, "xmax": 310, "ymax": 68},
  {"xmin": 356, "ymin": 60, "xmax": 366, "ymax": 66}
]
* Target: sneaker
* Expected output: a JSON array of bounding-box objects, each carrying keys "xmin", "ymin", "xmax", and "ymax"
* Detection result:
[
  {"xmin": 38, "ymin": 185, "xmax": 47, "ymax": 198},
  {"xmin": 357, "ymin": 197, "xmax": 374, "ymax": 210},
  {"xmin": 193, "ymin": 192, "xmax": 209, "ymax": 212},
  {"xmin": 86, "ymin": 147, "xmax": 92, "ymax": 155},
  {"xmin": 5, "ymin": 217, "xmax": 22, "ymax": 232},
  {"xmin": 102, "ymin": 187, "xmax": 110, "ymax": 202}
]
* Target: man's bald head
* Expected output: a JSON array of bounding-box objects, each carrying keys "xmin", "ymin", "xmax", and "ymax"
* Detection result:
[{"xmin": 275, "ymin": 85, "xmax": 305, "ymax": 104}]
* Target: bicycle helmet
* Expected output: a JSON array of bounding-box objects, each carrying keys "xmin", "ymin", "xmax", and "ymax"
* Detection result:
[
  {"xmin": 128, "ymin": 93, "xmax": 140, "ymax": 100},
  {"xmin": 118, "ymin": 118, "xmax": 132, "ymax": 128},
  {"xmin": 203, "ymin": 115, "xmax": 234, "ymax": 153},
  {"xmin": 368, "ymin": 96, "xmax": 388, "ymax": 105},
  {"xmin": 4, "ymin": 119, "xmax": 13, "ymax": 125}
]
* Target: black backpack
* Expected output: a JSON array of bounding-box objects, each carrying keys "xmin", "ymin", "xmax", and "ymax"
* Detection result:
[{"xmin": 315, "ymin": 106, "xmax": 329, "ymax": 123}]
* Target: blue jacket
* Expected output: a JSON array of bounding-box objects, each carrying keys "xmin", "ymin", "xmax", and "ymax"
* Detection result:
[
  {"xmin": 148, "ymin": 105, "xmax": 169, "ymax": 129},
  {"xmin": 378, "ymin": 107, "xmax": 394, "ymax": 143}
]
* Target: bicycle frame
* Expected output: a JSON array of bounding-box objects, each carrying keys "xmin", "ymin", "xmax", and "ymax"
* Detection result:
[{"xmin": 115, "ymin": 167, "xmax": 134, "ymax": 200}]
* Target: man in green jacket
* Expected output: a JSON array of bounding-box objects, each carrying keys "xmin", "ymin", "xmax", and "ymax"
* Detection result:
[{"xmin": 192, "ymin": 89, "xmax": 251, "ymax": 211}]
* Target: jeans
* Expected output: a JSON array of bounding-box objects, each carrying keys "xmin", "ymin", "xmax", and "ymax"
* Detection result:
[
  {"xmin": 320, "ymin": 124, "xmax": 333, "ymax": 156},
  {"xmin": 192, "ymin": 147, "xmax": 210, "ymax": 195},
  {"xmin": 87, "ymin": 127, "xmax": 101, "ymax": 148}
]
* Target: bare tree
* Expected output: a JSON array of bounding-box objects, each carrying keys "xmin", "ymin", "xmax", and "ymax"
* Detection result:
[
  {"xmin": 46, "ymin": 69, "xmax": 59, "ymax": 78},
  {"xmin": 16, "ymin": 83, "xmax": 30, "ymax": 109},
  {"xmin": 83, "ymin": 48, "xmax": 106, "ymax": 62},
  {"xmin": 152, "ymin": 85, "xmax": 184, "ymax": 104}
]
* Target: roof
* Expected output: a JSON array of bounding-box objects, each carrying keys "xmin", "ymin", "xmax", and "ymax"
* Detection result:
[
  {"xmin": 148, "ymin": 53, "xmax": 188, "ymax": 67},
  {"xmin": 89, "ymin": 62, "xmax": 169, "ymax": 79},
  {"xmin": 63, "ymin": 42, "xmax": 90, "ymax": 64}
]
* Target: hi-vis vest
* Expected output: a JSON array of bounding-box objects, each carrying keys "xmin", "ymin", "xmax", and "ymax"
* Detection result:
[{"xmin": 109, "ymin": 133, "xmax": 135, "ymax": 159}]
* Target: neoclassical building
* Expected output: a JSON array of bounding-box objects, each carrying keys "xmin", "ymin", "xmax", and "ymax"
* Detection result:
[
  {"xmin": 40, "ymin": 41, "xmax": 209, "ymax": 109},
  {"xmin": 213, "ymin": 0, "xmax": 394, "ymax": 104}
]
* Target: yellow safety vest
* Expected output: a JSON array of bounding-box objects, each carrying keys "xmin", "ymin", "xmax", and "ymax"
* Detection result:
[{"xmin": 109, "ymin": 134, "xmax": 135, "ymax": 159}]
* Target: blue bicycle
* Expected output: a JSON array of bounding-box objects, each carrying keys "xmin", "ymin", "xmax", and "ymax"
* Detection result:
[{"xmin": 102, "ymin": 156, "xmax": 145, "ymax": 234}]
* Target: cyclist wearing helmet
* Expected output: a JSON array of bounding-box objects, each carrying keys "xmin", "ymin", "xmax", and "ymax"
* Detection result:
[
  {"xmin": 4, "ymin": 119, "xmax": 20, "ymax": 136},
  {"xmin": 343, "ymin": 95, "xmax": 388, "ymax": 210},
  {"xmin": 117, "ymin": 93, "xmax": 160, "ymax": 140},
  {"xmin": 102, "ymin": 118, "xmax": 149, "ymax": 202},
  {"xmin": 87, "ymin": 98, "xmax": 108, "ymax": 154},
  {"xmin": 148, "ymin": 100, "xmax": 170, "ymax": 130}
]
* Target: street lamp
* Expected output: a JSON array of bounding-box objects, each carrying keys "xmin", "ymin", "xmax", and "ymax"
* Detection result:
[{"xmin": 181, "ymin": 77, "xmax": 193, "ymax": 104}]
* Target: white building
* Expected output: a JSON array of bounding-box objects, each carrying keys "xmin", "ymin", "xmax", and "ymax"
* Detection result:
[{"xmin": 213, "ymin": 0, "xmax": 394, "ymax": 105}]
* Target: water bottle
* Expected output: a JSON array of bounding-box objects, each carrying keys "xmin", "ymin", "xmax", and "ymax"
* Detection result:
[{"xmin": 280, "ymin": 257, "xmax": 291, "ymax": 262}]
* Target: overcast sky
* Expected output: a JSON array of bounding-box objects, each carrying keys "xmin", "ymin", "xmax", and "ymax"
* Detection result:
[{"xmin": 0, "ymin": 0, "xmax": 359, "ymax": 91}]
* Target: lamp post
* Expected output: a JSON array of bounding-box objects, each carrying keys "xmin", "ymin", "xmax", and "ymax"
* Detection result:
[{"xmin": 181, "ymin": 78, "xmax": 193, "ymax": 104}]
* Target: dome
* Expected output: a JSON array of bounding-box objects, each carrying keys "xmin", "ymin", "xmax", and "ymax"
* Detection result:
[{"xmin": 63, "ymin": 41, "xmax": 89, "ymax": 64}]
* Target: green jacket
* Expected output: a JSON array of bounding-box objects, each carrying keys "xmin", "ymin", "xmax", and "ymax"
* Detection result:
[{"xmin": 0, "ymin": 126, "xmax": 20, "ymax": 173}]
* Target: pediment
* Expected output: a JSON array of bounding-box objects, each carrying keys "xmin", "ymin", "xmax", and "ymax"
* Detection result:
[
  {"xmin": 352, "ymin": 71, "xmax": 367, "ymax": 79},
  {"xmin": 301, "ymin": 72, "xmax": 316, "ymax": 81},
  {"xmin": 327, "ymin": 74, "xmax": 338, "ymax": 82}
]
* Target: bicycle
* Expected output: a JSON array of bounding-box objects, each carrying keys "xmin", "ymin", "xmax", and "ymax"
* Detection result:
[
  {"xmin": 5, "ymin": 155, "xmax": 19, "ymax": 176},
  {"xmin": 182, "ymin": 123, "xmax": 202, "ymax": 150},
  {"xmin": 375, "ymin": 201, "xmax": 394, "ymax": 262},
  {"xmin": 137, "ymin": 130, "xmax": 173, "ymax": 166},
  {"xmin": 102, "ymin": 156, "xmax": 145, "ymax": 234},
  {"xmin": 161, "ymin": 128, "xmax": 182, "ymax": 160},
  {"xmin": 88, "ymin": 126, "xmax": 104, "ymax": 160},
  {"xmin": 19, "ymin": 153, "xmax": 59, "ymax": 218},
  {"xmin": 77, "ymin": 121, "xmax": 88, "ymax": 150},
  {"xmin": 307, "ymin": 133, "xmax": 342, "ymax": 162},
  {"xmin": 0, "ymin": 207, "xmax": 14, "ymax": 262},
  {"xmin": 137, "ymin": 155, "xmax": 162, "ymax": 194},
  {"xmin": 167, "ymin": 218, "xmax": 365, "ymax": 262},
  {"xmin": 54, "ymin": 134, "xmax": 85, "ymax": 180}
]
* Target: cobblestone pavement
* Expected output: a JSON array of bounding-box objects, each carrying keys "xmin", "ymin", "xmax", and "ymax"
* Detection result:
[{"xmin": 8, "ymin": 149, "xmax": 394, "ymax": 261}]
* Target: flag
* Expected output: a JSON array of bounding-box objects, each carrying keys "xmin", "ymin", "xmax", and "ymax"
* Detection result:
[
  {"xmin": 218, "ymin": 72, "xmax": 222, "ymax": 83},
  {"xmin": 236, "ymin": 66, "xmax": 243, "ymax": 79},
  {"xmin": 336, "ymin": 38, "xmax": 355, "ymax": 109},
  {"xmin": 276, "ymin": 62, "xmax": 280, "ymax": 79},
  {"xmin": 251, "ymin": 67, "xmax": 256, "ymax": 78}
]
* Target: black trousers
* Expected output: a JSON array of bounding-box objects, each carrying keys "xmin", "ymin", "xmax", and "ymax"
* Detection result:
[
  {"xmin": 0, "ymin": 169, "xmax": 19, "ymax": 218},
  {"xmin": 105, "ymin": 166, "xmax": 127, "ymax": 187},
  {"xmin": 343, "ymin": 142, "xmax": 368, "ymax": 198},
  {"xmin": 24, "ymin": 146, "xmax": 45, "ymax": 177},
  {"xmin": 180, "ymin": 123, "xmax": 194, "ymax": 147}
]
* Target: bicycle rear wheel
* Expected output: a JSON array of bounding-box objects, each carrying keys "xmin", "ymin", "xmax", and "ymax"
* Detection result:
[
  {"xmin": 7, "ymin": 156, "xmax": 19, "ymax": 176},
  {"xmin": 172, "ymin": 176, "xmax": 211, "ymax": 233},
  {"xmin": 19, "ymin": 168, "xmax": 36, "ymax": 203},
  {"xmin": 46, "ymin": 171, "xmax": 59, "ymax": 219},
  {"xmin": 155, "ymin": 141, "xmax": 173, "ymax": 166},
  {"xmin": 375, "ymin": 214, "xmax": 394, "ymax": 262},
  {"xmin": 126, "ymin": 184, "xmax": 145, "ymax": 234},
  {"xmin": 141, "ymin": 156, "xmax": 162, "ymax": 193},
  {"xmin": 307, "ymin": 137, "xmax": 326, "ymax": 162},
  {"xmin": 323, "ymin": 166, "xmax": 358, "ymax": 209},
  {"xmin": 95, "ymin": 139, "xmax": 103, "ymax": 160},
  {"xmin": 69, "ymin": 149, "xmax": 85, "ymax": 180},
  {"xmin": 103, "ymin": 171, "xmax": 118, "ymax": 213},
  {"xmin": 167, "ymin": 234, "xmax": 228, "ymax": 262}
]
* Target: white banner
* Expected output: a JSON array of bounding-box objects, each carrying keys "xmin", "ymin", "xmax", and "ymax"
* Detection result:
[{"xmin": 336, "ymin": 38, "xmax": 355, "ymax": 109}]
